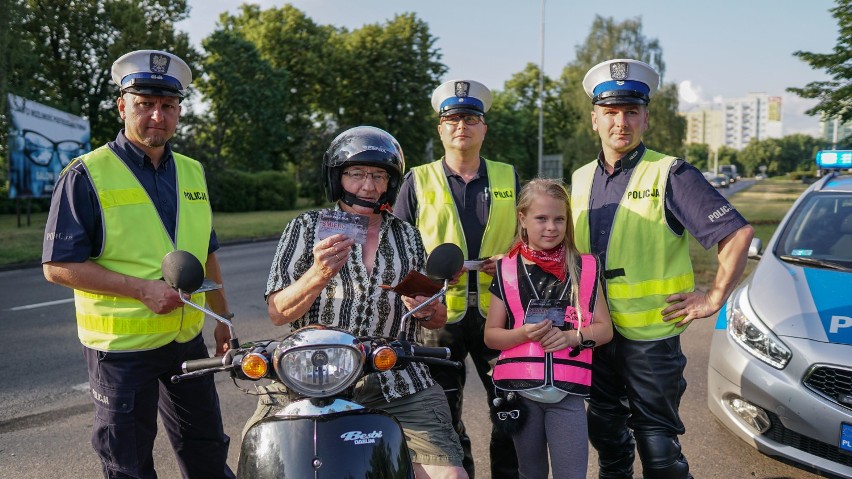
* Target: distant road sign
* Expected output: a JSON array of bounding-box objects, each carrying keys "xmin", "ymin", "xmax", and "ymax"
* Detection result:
[{"xmin": 541, "ymin": 154, "xmax": 563, "ymax": 179}]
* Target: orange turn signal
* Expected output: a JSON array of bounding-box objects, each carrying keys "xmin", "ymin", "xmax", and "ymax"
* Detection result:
[
  {"xmin": 372, "ymin": 347, "xmax": 397, "ymax": 372},
  {"xmin": 241, "ymin": 353, "xmax": 269, "ymax": 379}
]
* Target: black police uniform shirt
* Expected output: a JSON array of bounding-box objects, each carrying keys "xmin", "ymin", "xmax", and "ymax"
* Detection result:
[
  {"xmin": 587, "ymin": 143, "xmax": 748, "ymax": 269},
  {"xmin": 42, "ymin": 130, "xmax": 218, "ymax": 263}
]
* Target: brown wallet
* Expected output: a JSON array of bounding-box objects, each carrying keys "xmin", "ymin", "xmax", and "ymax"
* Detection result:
[{"xmin": 381, "ymin": 270, "xmax": 442, "ymax": 298}]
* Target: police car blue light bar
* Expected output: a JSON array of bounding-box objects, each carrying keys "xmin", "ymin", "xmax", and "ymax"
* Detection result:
[{"xmin": 815, "ymin": 150, "xmax": 852, "ymax": 169}]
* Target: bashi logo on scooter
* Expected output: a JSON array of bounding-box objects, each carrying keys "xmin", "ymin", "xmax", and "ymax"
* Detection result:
[{"xmin": 340, "ymin": 430, "xmax": 384, "ymax": 445}]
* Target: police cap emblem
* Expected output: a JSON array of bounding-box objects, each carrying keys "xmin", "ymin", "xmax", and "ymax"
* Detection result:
[
  {"xmin": 150, "ymin": 53, "xmax": 170, "ymax": 74},
  {"xmin": 610, "ymin": 62, "xmax": 628, "ymax": 81},
  {"xmin": 454, "ymin": 81, "xmax": 470, "ymax": 98}
]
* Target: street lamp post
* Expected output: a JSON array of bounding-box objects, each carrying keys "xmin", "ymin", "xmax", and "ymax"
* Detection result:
[{"xmin": 538, "ymin": 0, "xmax": 545, "ymax": 177}]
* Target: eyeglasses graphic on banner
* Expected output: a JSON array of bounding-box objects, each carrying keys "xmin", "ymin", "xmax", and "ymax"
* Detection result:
[{"xmin": 22, "ymin": 129, "xmax": 86, "ymax": 167}]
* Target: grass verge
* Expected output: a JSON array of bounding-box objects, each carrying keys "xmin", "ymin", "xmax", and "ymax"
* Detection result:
[
  {"xmin": 689, "ymin": 178, "xmax": 808, "ymax": 289},
  {"xmin": 1, "ymin": 180, "xmax": 807, "ymax": 272}
]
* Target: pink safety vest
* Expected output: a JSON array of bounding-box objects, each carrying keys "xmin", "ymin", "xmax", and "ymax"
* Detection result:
[{"xmin": 492, "ymin": 253, "xmax": 598, "ymax": 396}]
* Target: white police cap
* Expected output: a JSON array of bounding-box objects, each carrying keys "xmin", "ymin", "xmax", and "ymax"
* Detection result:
[
  {"xmin": 582, "ymin": 59, "xmax": 659, "ymax": 106},
  {"xmin": 431, "ymin": 79, "xmax": 493, "ymax": 116},
  {"xmin": 111, "ymin": 50, "xmax": 192, "ymax": 98}
]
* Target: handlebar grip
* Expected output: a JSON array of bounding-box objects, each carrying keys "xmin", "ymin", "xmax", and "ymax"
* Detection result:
[
  {"xmin": 182, "ymin": 356, "xmax": 225, "ymax": 373},
  {"xmin": 411, "ymin": 346, "xmax": 451, "ymax": 360}
]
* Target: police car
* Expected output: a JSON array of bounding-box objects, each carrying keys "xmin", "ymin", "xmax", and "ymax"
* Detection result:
[{"xmin": 707, "ymin": 151, "xmax": 852, "ymax": 478}]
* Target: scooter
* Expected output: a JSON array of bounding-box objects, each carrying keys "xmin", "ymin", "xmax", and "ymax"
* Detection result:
[{"xmin": 161, "ymin": 244, "xmax": 464, "ymax": 478}]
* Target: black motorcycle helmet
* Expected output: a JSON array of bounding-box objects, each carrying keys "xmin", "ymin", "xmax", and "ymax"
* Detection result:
[{"xmin": 323, "ymin": 126, "xmax": 405, "ymax": 212}]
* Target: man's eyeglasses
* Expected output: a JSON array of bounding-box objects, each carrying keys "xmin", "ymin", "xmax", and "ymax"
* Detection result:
[
  {"xmin": 440, "ymin": 115, "xmax": 483, "ymax": 126},
  {"xmin": 496, "ymin": 409, "xmax": 520, "ymax": 420},
  {"xmin": 21, "ymin": 129, "xmax": 86, "ymax": 167},
  {"xmin": 342, "ymin": 169, "xmax": 390, "ymax": 185}
]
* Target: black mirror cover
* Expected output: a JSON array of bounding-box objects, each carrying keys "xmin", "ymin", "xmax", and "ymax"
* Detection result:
[
  {"xmin": 425, "ymin": 243, "xmax": 464, "ymax": 282},
  {"xmin": 161, "ymin": 250, "xmax": 204, "ymax": 292}
]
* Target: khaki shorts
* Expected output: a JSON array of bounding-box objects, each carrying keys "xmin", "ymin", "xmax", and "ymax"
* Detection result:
[{"xmin": 244, "ymin": 378, "xmax": 463, "ymax": 467}]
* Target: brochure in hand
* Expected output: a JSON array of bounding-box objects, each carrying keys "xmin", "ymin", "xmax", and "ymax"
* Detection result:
[
  {"xmin": 523, "ymin": 298, "xmax": 570, "ymax": 327},
  {"xmin": 317, "ymin": 209, "xmax": 369, "ymax": 244}
]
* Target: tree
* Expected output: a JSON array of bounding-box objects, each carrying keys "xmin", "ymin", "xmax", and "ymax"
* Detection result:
[
  {"xmin": 14, "ymin": 0, "xmax": 197, "ymax": 146},
  {"xmin": 645, "ymin": 83, "xmax": 686, "ymax": 155},
  {"xmin": 740, "ymin": 138, "xmax": 783, "ymax": 176},
  {"xmin": 484, "ymin": 63, "xmax": 575, "ymax": 180},
  {"xmin": 788, "ymin": 0, "xmax": 852, "ymax": 125},
  {"xmin": 199, "ymin": 7, "xmax": 446, "ymax": 202},
  {"xmin": 192, "ymin": 28, "xmax": 288, "ymax": 172},
  {"xmin": 210, "ymin": 4, "xmax": 339, "ymax": 202},
  {"xmin": 331, "ymin": 13, "xmax": 446, "ymax": 166},
  {"xmin": 739, "ymin": 135, "xmax": 823, "ymax": 175},
  {"xmin": 685, "ymin": 143, "xmax": 710, "ymax": 171},
  {"xmin": 555, "ymin": 16, "xmax": 683, "ymax": 178},
  {"xmin": 778, "ymin": 134, "xmax": 824, "ymax": 171},
  {"xmin": 0, "ymin": 0, "xmax": 39, "ymax": 186},
  {"xmin": 717, "ymin": 146, "xmax": 739, "ymax": 172}
]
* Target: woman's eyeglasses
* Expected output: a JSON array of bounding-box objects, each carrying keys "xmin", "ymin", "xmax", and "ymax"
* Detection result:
[
  {"xmin": 22, "ymin": 130, "xmax": 86, "ymax": 167},
  {"xmin": 342, "ymin": 170, "xmax": 390, "ymax": 186}
]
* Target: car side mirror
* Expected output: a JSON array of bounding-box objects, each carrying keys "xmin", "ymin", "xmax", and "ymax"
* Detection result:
[{"xmin": 748, "ymin": 238, "xmax": 762, "ymax": 260}]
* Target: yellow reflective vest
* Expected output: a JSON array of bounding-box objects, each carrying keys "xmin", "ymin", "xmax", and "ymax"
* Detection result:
[
  {"xmin": 72, "ymin": 146, "xmax": 211, "ymax": 351},
  {"xmin": 411, "ymin": 158, "xmax": 516, "ymax": 323},
  {"xmin": 571, "ymin": 149, "xmax": 694, "ymax": 340}
]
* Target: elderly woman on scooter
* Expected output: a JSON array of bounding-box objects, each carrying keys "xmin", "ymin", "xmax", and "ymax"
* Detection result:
[{"xmin": 247, "ymin": 126, "xmax": 467, "ymax": 479}]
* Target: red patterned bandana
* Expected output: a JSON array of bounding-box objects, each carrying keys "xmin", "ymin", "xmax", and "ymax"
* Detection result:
[{"xmin": 508, "ymin": 241, "xmax": 566, "ymax": 281}]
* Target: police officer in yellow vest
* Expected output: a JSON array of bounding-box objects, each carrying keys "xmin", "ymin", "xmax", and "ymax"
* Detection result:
[
  {"xmin": 395, "ymin": 79, "xmax": 520, "ymax": 478},
  {"xmin": 571, "ymin": 59, "xmax": 754, "ymax": 479},
  {"xmin": 42, "ymin": 50, "xmax": 235, "ymax": 479}
]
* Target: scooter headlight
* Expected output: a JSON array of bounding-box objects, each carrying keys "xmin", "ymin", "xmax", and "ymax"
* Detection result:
[
  {"xmin": 727, "ymin": 285, "xmax": 792, "ymax": 369},
  {"xmin": 273, "ymin": 327, "xmax": 365, "ymax": 397}
]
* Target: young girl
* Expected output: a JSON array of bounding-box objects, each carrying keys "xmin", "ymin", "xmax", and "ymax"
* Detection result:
[{"xmin": 484, "ymin": 178, "xmax": 613, "ymax": 479}]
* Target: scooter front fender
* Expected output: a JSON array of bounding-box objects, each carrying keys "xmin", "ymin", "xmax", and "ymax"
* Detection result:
[{"xmin": 238, "ymin": 408, "xmax": 413, "ymax": 478}]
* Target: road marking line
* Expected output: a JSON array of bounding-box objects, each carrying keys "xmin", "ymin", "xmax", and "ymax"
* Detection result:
[
  {"xmin": 8, "ymin": 298, "xmax": 74, "ymax": 311},
  {"xmin": 72, "ymin": 383, "xmax": 89, "ymax": 392}
]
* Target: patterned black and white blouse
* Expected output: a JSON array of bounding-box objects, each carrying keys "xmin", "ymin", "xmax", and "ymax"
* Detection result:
[{"xmin": 265, "ymin": 208, "xmax": 435, "ymax": 401}]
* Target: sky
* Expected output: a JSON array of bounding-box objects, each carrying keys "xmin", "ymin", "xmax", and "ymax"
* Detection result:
[{"xmin": 175, "ymin": 0, "xmax": 840, "ymax": 137}]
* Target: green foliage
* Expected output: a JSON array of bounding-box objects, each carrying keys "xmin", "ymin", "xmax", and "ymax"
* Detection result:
[
  {"xmin": 9, "ymin": 0, "xmax": 197, "ymax": 146},
  {"xmin": 484, "ymin": 63, "xmax": 574, "ymax": 181},
  {"xmin": 685, "ymin": 143, "xmax": 710, "ymax": 171},
  {"xmin": 206, "ymin": 169, "xmax": 298, "ymax": 212},
  {"xmin": 717, "ymin": 146, "xmax": 740, "ymax": 171},
  {"xmin": 644, "ymin": 83, "xmax": 686, "ymax": 155},
  {"xmin": 788, "ymin": 0, "xmax": 852, "ymax": 124},
  {"xmin": 787, "ymin": 170, "xmax": 818, "ymax": 180},
  {"xmin": 255, "ymin": 170, "xmax": 298, "ymax": 211},
  {"xmin": 194, "ymin": 28, "xmax": 288, "ymax": 172},
  {"xmin": 738, "ymin": 134, "xmax": 823, "ymax": 176},
  {"xmin": 213, "ymin": 4, "xmax": 336, "ymax": 174},
  {"xmin": 196, "ymin": 5, "xmax": 446, "ymax": 199},
  {"xmin": 333, "ymin": 13, "xmax": 446, "ymax": 166},
  {"xmin": 555, "ymin": 16, "xmax": 681, "ymax": 178}
]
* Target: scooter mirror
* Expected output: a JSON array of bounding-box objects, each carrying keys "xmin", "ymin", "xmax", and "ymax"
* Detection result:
[
  {"xmin": 161, "ymin": 250, "xmax": 204, "ymax": 293},
  {"xmin": 425, "ymin": 243, "xmax": 464, "ymax": 282}
]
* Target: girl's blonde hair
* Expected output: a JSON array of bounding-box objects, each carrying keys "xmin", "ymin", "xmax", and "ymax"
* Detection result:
[{"xmin": 515, "ymin": 178, "xmax": 584, "ymax": 326}]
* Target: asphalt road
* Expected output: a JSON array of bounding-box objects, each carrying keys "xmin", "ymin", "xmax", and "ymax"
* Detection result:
[{"xmin": 0, "ymin": 225, "xmax": 834, "ymax": 478}]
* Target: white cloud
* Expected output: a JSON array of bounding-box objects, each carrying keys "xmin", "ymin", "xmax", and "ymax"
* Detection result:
[
  {"xmin": 781, "ymin": 94, "xmax": 821, "ymax": 136},
  {"xmin": 678, "ymin": 80, "xmax": 702, "ymax": 104}
]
